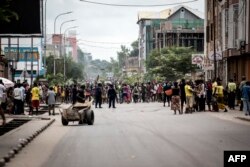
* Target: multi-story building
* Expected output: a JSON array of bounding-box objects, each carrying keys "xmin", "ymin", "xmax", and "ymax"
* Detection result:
[
  {"xmin": 0, "ymin": 38, "xmax": 44, "ymax": 84},
  {"xmin": 138, "ymin": 5, "xmax": 204, "ymax": 73},
  {"xmin": 205, "ymin": 0, "xmax": 250, "ymax": 83}
]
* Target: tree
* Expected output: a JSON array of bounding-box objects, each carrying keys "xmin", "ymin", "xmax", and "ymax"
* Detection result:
[
  {"xmin": 146, "ymin": 47, "xmax": 197, "ymax": 81},
  {"xmin": 129, "ymin": 40, "xmax": 139, "ymax": 57},
  {"xmin": 0, "ymin": 0, "xmax": 18, "ymax": 23},
  {"xmin": 117, "ymin": 45, "xmax": 129, "ymax": 69}
]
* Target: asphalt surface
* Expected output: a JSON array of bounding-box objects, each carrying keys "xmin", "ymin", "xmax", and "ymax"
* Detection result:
[{"xmin": 5, "ymin": 102, "xmax": 250, "ymax": 167}]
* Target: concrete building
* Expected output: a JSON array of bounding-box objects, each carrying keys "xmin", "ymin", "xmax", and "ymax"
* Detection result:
[
  {"xmin": 205, "ymin": 0, "xmax": 250, "ymax": 83},
  {"xmin": 138, "ymin": 5, "xmax": 204, "ymax": 73},
  {"xmin": 0, "ymin": 38, "xmax": 44, "ymax": 84}
]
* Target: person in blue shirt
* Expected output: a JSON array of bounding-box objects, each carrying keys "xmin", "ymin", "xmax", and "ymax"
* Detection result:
[{"xmin": 242, "ymin": 81, "xmax": 250, "ymax": 116}]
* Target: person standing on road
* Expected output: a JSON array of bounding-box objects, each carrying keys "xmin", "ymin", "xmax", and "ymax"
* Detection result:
[
  {"xmin": 13, "ymin": 83, "xmax": 23, "ymax": 115},
  {"xmin": 72, "ymin": 84, "xmax": 78, "ymax": 104},
  {"xmin": 227, "ymin": 79, "xmax": 236, "ymax": 109},
  {"xmin": 214, "ymin": 81, "xmax": 227, "ymax": 112},
  {"xmin": 47, "ymin": 87, "xmax": 56, "ymax": 116},
  {"xmin": 171, "ymin": 82, "xmax": 181, "ymax": 115},
  {"xmin": 0, "ymin": 80, "xmax": 6, "ymax": 125},
  {"xmin": 108, "ymin": 84, "xmax": 117, "ymax": 108},
  {"xmin": 184, "ymin": 81, "xmax": 194, "ymax": 113},
  {"xmin": 239, "ymin": 76, "xmax": 247, "ymax": 111},
  {"xmin": 77, "ymin": 85, "xmax": 86, "ymax": 103},
  {"xmin": 242, "ymin": 81, "xmax": 250, "ymax": 116},
  {"xmin": 31, "ymin": 83, "xmax": 40, "ymax": 115},
  {"xmin": 95, "ymin": 83, "xmax": 103, "ymax": 108},
  {"xmin": 206, "ymin": 80, "xmax": 213, "ymax": 111},
  {"xmin": 179, "ymin": 79, "xmax": 186, "ymax": 113}
]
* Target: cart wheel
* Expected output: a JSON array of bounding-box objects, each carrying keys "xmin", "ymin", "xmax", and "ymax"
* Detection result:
[
  {"xmin": 86, "ymin": 110, "xmax": 94, "ymax": 125},
  {"xmin": 61, "ymin": 116, "xmax": 68, "ymax": 126}
]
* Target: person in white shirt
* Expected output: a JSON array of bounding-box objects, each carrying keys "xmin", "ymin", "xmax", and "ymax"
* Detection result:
[
  {"xmin": 198, "ymin": 80, "xmax": 206, "ymax": 111},
  {"xmin": 0, "ymin": 80, "xmax": 6, "ymax": 125},
  {"xmin": 13, "ymin": 83, "xmax": 23, "ymax": 115}
]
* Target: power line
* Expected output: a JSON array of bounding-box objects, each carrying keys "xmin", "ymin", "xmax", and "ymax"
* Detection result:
[
  {"xmin": 79, "ymin": 0, "xmax": 198, "ymax": 7},
  {"xmin": 78, "ymin": 42, "xmax": 121, "ymax": 49},
  {"xmin": 79, "ymin": 39, "xmax": 131, "ymax": 45}
]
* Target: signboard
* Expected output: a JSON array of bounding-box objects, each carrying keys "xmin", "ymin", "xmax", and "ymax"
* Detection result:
[
  {"xmin": 4, "ymin": 47, "xmax": 39, "ymax": 61},
  {"xmin": 0, "ymin": 0, "xmax": 42, "ymax": 36},
  {"xmin": 192, "ymin": 54, "xmax": 204, "ymax": 65},
  {"xmin": 20, "ymin": 70, "xmax": 31, "ymax": 78},
  {"xmin": 208, "ymin": 51, "xmax": 222, "ymax": 61}
]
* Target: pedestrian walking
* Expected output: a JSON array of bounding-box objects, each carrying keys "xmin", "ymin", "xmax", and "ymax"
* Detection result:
[
  {"xmin": 31, "ymin": 83, "xmax": 40, "ymax": 115},
  {"xmin": 0, "ymin": 80, "xmax": 6, "ymax": 125},
  {"xmin": 214, "ymin": 81, "xmax": 227, "ymax": 112},
  {"xmin": 241, "ymin": 81, "xmax": 250, "ymax": 116},
  {"xmin": 227, "ymin": 79, "xmax": 236, "ymax": 109},
  {"xmin": 108, "ymin": 84, "xmax": 117, "ymax": 108},
  {"xmin": 47, "ymin": 87, "xmax": 56, "ymax": 115}
]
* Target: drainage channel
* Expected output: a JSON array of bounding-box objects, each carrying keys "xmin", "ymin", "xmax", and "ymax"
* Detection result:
[{"xmin": 0, "ymin": 119, "xmax": 31, "ymax": 136}]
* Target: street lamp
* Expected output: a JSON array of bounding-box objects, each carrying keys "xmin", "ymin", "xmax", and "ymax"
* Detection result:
[
  {"xmin": 53, "ymin": 11, "xmax": 73, "ymax": 76},
  {"xmin": 63, "ymin": 26, "xmax": 78, "ymax": 81},
  {"xmin": 59, "ymin": 19, "xmax": 76, "ymax": 58},
  {"xmin": 43, "ymin": 0, "xmax": 48, "ymax": 77}
]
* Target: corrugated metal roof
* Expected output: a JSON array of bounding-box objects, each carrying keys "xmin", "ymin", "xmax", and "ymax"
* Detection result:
[{"xmin": 138, "ymin": 5, "xmax": 204, "ymax": 22}]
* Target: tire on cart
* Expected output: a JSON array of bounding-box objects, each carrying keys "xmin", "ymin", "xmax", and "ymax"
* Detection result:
[
  {"xmin": 61, "ymin": 116, "xmax": 69, "ymax": 126},
  {"xmin": 86, "ymin": 110, "xmax": 94, "ymax": 125}
]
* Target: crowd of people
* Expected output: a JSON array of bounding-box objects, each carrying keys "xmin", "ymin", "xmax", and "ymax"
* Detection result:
[{"xmin": 0, "ymin": 76, "xmax": 250, "ymax": 126}]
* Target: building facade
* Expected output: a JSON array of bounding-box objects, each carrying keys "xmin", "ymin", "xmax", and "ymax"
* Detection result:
[
  {"xmin": 205, "ymin": 0, "xmax": 250, "ymax": 83},
  {"xmin": 138, "ymin": 5, "xmax": 204, "ymax": 73}
]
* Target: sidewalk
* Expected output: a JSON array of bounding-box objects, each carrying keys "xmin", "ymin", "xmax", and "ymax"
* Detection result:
[
  {"xmin": 205, "ymin": 106, "xmax": 250, "ymax": 125},
  {"xmin": 0, "ymin": 109, "xmax": 57, "ymax": 166}
]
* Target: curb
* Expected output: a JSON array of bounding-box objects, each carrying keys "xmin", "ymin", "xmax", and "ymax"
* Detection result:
[{"xmin": 0, "ymin": 119, "xmax": 55, "ymax": 167}]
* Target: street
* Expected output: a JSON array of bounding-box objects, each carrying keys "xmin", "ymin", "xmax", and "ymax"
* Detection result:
[{"xmin": 6, "ymin": 102, "xmax": 250, "ymax": 167}]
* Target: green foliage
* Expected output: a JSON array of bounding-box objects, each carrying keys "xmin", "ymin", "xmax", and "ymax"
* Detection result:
[
  {"xmin": 47, "ymin": 73, "xmax": 64, "ymax": 86},
  {"xmin": 129, "ymin": 40, "xmax": 139, "ymax": 57},
  {"xmin": 146, "ymin": 47, "xmax": 198, "ymax": 81},
  {"xmin": 45, "ymin": 55, "xmax": 84, "ymax": 85},
  {"xmin": 122, "ymin": 74, "xmax": 141, "ymax": 85},
  {"xmin": 0, "ymin": 0, "xmax": 18, "ymax": 22}
]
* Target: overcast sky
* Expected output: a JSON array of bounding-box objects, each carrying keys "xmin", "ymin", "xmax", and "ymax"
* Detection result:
[{"xmin": 46, "ymin": 0, "xmax": 204, "ymax": 61}]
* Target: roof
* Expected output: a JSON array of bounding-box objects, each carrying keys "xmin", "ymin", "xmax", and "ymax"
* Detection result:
[
  {"xmin": 137, "ymin": 5, "xmax": 204, "ymax": 22},
  {"xmin": 171, "ymin": 5, "xmax": 204, "ymax": 19}
]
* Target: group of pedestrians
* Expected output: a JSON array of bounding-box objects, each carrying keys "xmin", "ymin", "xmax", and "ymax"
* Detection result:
[{"xmin": 1, "ymin": 76, "xmax": 250, "ymax": 126}]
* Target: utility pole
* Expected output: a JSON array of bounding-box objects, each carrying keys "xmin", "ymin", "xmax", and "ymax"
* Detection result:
[
  {"xmin": 31, "ymin": 37, "xmax": 34, "ymax": 85},
  {"xmin": 213, "ymin": 0, "xmax": 217, "ymax": 79}
]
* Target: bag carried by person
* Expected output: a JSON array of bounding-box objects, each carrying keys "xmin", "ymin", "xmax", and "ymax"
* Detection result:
[{"xmin": 165, "ymin": 89, "xmax": 172, "ymax": 96}]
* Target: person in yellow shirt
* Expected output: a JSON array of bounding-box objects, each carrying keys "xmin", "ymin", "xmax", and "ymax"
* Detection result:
[
  {"xmin": 214, "ymin": 81, "xmax": 227, "ymax": 112},
  {"xmin": 212, "ymin": 78, "xmax": 218, "ymax": 95},
  {"xmin": 31, "ymin": 82, "xmax": 40, "ymax": 115},
  {"xmin": 227, "ymin": 79, "xmax": 236, "ymax": 109},
  {"xmin": 184, "ymin": 81, "xmax": 194, "ymax": 113}
]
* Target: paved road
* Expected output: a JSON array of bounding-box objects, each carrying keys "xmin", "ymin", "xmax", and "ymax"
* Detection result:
[{"xmin": 6, "ymin": 103, "xmax": 250, "ymax": 167}]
